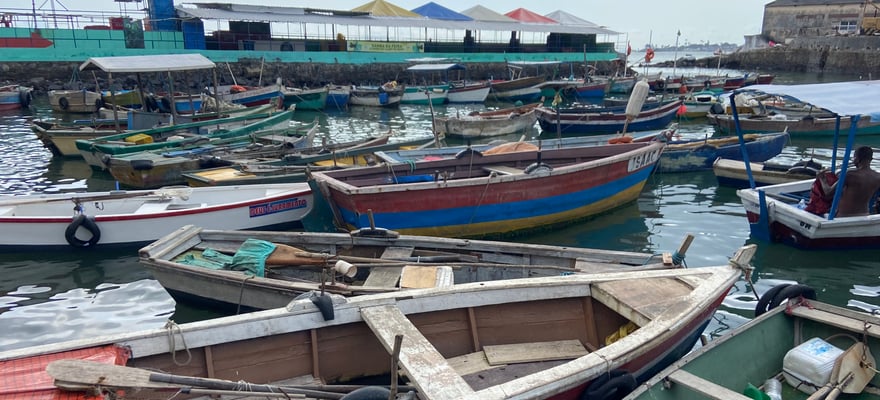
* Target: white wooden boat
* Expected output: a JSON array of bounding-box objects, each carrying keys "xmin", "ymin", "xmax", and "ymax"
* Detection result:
[
  {"xmin": 447, "ymin": 80, "xmax": 491, "ymax": 103},
  {"xmin": 138, "ymin": 225, "xmax": 695, "ymax": 311},
  {"xmin": 349, "ymin": 82, "xmax": 405, "ymax": 107},
  {"xmin": 8, "ymin": 251, "xmax": 748, "ymax": 400},
  {"xmin": 0, "ymin": 84, "xmax": 33, "ymax": 110},
  {"xmin": 0, "ymin": 183, "xmax": 312, "ymax": 249},
  {"xmin": 48, "ymin": 89, "xmax": 103, "ymax": 113},
  {"xmin": 713, "ymin": 157, "xmax": 822, "ymax": 188},
  {"xmin": 433, "ymin": 102, "xmax": 539, "ymax": 138}
]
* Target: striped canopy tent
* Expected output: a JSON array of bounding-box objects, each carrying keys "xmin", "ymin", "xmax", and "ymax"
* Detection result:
[
  {"xmin": 352, "ymin": 0, "xmax": 421, "ymax": 17},
  {"xmin": 504, "ymin": 8, "xmax": 558, "ymax": 24},
  {"xmin": 411, "ymin": 2, "xmax": 472, "ymax": 21}
]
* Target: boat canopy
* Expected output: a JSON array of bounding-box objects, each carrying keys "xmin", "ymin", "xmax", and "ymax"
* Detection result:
[
  {"xmin": 406, "ymin": 63, "xmax": 466, "ymax": 72},
  {"xmin": 735, "ymin": 80, "xmax": 880, "ymax": 120},
  {"xmin": 79, "ymin": 54, "xmax": 216, "ymax": 73}
]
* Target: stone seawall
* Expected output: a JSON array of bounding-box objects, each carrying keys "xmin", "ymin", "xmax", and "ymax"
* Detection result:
[{"xmin": 723, "ymin": 47, "xmax": 880, "ymax": 76}]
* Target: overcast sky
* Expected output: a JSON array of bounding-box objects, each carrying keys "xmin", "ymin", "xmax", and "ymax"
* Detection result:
[{"xmin": 67, "ymin": 0, "xmax": 771, "ymax": 49}]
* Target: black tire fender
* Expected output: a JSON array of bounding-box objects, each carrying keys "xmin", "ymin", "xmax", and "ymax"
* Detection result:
[
  {"xmin": 581, "ymin": 369, "xmax": 638, "ymax": 400},
  {"xmin": 58, "ymin": 97, "xmax": 70, "ymax": 110},
  {"xmin": 130, "ymin": 159, "xmax": 154, "ymax": 171},
  {"xmin": 145, "ymin": 95, "xmax": 159, "ymax": 112},
  {"xmin": 160, "ymin": 97, "xmax": 172, "ymax": 112},
  {"xmin": 454, "ymin": 148, "xmax": 483, "ymax": 159},
  {"xmin": 524, "ymin": 162, "xmax": 553, "ymax": 174},
  {"xmin": 65, "ymin": 214, "xmax": 101, "ymax": 248},
  {"xmin": 755, "ymin": 284, "xmax": 791, "ymax": 317},
  {"xmin": 769, "ymin": 284, "xmax": 817, "ymax": 310}
]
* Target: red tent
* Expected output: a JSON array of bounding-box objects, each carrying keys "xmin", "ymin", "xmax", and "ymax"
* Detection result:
[{"xmin": 505, "ymin": 8, "xmax": 557, "ymax": 24}]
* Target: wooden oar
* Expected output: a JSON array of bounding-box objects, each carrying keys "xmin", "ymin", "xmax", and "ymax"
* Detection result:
[
  {"xmin": 47, "ymin": 359, "xmax": 346, "ymax": 399},
  {"xmin": 826, "ymin": 342, "xmax": 875, "ymax": 399}
]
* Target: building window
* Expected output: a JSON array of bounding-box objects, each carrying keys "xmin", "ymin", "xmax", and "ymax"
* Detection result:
[{"xmin": 838, "ymin": 20, "xmax": 858, "ymax": 34}]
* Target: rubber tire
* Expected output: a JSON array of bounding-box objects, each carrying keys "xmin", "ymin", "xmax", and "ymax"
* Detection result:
[
  {"xmin": 755, "ymin": 283, "xmax": 791, "ymax": 317},
  {"xmin": 58, "ymin": 97, "xmax": 69, "ymax": 110},
  {"xmin": 454, "ymin": 148, "xmax": 483, "ymax": 159},
  {"xmin": 524, "ymin": 162, "xmax": 553, "ymax": 174},
  {"xmin": 768, "ymin": 284, "xmax": 817, "ymax": 310},
  {"xmin": 340, "ymin": 386, "xmax": 391, "ymax": 400},
  {"xmin": 160, "ymin": 97, "xmax": 172, "ymax": 112},
  {"xmin": 581, "ymin": 369, "xmax": 638, "ymax": 400},
  {"xmin": 145, "ymin": 95, "xmax": 159, "ymax": 112},
  {"xmin": 130, "ymin": 159, "xmax": 154, "ymax": 171},
  {"xmin": 65, "ymin": 215, "xmax": 101, "ymax": 248}
]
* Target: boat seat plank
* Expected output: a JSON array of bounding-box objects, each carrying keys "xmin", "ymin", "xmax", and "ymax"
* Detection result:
[
  {"xmin": 482, "ymin": 165, "xmax": 523, "ymax": 175},
  {"xmin": 360, "ymin": 305, "xmax": 474, "ymax": 400},
  {"xmin": 448, "ymin": 351, "xmax": 497, "ymax": 376},
  {"xmin": 592, "ymin": 275, "xmax": 702, "ymax": 326},
  {"xmin": 135, "ymin": 201, "xmax": 170, "ymax": 214},
  {"xmin": 363, "ymin": 246, "xmax": 415, "ymax": 287},
  {"xmin": 380, "ymin": 246, "xmax": 415, "ymax": 259},
  {"xmin": 667, "ymin": 370, "xmax": 754, "ymax": 400},
  {"xmin": 483, "ymin": 340, "xmax": 587, "ymax": 365},
  {"xmin": 400, "ymin": 265, "xmax": 454, "ymax": 288},
  {"xmin": 789, "ymin": 306, "xmax": 880, "ymax": 338}
]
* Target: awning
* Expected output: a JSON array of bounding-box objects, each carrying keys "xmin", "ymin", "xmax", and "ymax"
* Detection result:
[
  {"xmin": 79, "ymin": 54, "xmax": 216, "ymax": 73},
  {"xmin": 735, "ymin": 80, "xmax": 880, "ymax": 120},
  {"xmin": 406, "ymin": 63, "xmax": 466, "ymax": 72}
]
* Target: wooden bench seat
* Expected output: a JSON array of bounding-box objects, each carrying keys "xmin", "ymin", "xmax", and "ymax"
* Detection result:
[{"xmin": 482, "ymin": 165, "xmax": 523, "ymax": 175}]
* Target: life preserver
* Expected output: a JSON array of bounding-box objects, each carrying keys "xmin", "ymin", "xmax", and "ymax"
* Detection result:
[
  {"xmin": 230, "ymin": 85, "xmax": 247, "ymax": 93},
  {"xmin": 65, "ymin": 214, "xmax": 101, "ymax": 248},
  {"xmin": 581, "ymin": 369, "xmax": 637, "ymax": 400},
  {"xmin": 340, "ymin": 386, "xmax": 391, "ymax": 400},
  {"xmin": 755, "ymin": 283, "xmax": 816, "ymax": 316},
  {"xmin": 58, "ymin": 97, "xmax": 70, "ymax": 110},
  {"xmin": 656, "ymin": 80, "xmax": 666, "ymax": 91}
]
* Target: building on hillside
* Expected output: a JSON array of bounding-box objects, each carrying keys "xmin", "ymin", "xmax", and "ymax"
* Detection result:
[{"xmin": 762, "ymin": 0, "xmax": 879, "ymax": 44}]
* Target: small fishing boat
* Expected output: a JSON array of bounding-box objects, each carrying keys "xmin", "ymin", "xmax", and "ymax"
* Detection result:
[
  {"xmin": 138, "ymin": 224, "xmax": 696, "ymax": 311},
  {"xmin": 0, "ymin": 183, "xmax": 312, "ymax": 249},
  {"xmin": 447, "ymin": 80, "xmax": 491, "ymax": 103},
  {"xmin": 214, "ymin": 83, "xmax": 283, "ymax": 108},
  {"xmin": 310, "ymin": 140, "xmax": 665, "ymax": 238},
  {"xmin": 9, "ymin": 252, "xmax": 748, "ymax": 400},
  {"xmin": 48, "ymin": 89, "xmax": 103, "ymax": 113},
  {"xmin": 433, "ymin": 102, "xmax": 539, "ymax": 139},
  {"xmin": 626, "ymin": 284, "xmax": 880, "ymax": 400},
  {"xmin": 349, "ymin": 81, "xmax": 405, "ymax": 107},
  {"xmin": 713, "ymin": 158, "xmax": 823, "ymax": 188},
  {"xmin": 656, "ymin": 130, "xmax": 789, "ymax": 173},
  {"xmin": 281, "ymin": 85, "xmax": 328, "ymax": 111},
  {"xmin": 535, "ymin": 100, "xmax": 682, "ymax": 135},
  {"xmin": 325, "ymin": 84, "xmax": 351, "ymax": 110},
  {"xmin": 0, "ymin": 84, "xmax": 33, "ymax": 111}
]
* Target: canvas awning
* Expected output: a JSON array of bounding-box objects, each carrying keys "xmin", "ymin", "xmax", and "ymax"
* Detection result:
[
  {"xmin": 505, "ymin": 8, "xmax": 557, "ymax": 24},
  {"xmin": 79, "ymin": 54, "xmax": 216, "ymax": 73},
  {"xmin": 406, "ymin": 63, "xmax": 466, "ymax": 72},
  {"xmin": 736, "ymin": 80, "xmax": 880, "ymax": 120},
  {"xmin": 352, "ymin": 0, "xmax": 422, "ymax": 18},
  {"xmin": 411, "ymin": 2, "xmax": 472, "ymax": 21}
]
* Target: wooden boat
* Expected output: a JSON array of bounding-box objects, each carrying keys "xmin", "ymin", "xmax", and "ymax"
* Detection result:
[
  {"xmin": 713, "ymin": 157, "xmax": 823, "ymax": 188},
  {"xmin": 374, "ymin": 128, "xmax": 672, "ymax": 164},
  {"xmin": 0, "ymin": 183, "xmax": 312, "ymax": 249},
  {"xmin": 489, "ymin": 76, "xmax": 544, "ymax": 102},
  {"xmin": 281, "ymin": 86, "xmax": 328, "ymax": 111},
  {"xmin": 75, "ymin": 109, "xmax": 294, "ymax": 169},
  {"xmin": 401, "ymin": 84, "xmax": 449, "ymax": 105},
  {"xmin": 680, "ymin": 90, "xmax": 723, "ymax": 118},
  {"xmin": 706, "ymin": 112, "xmax": 880, "ymax": 136},
  {"xmin": 101, "ymin": 88, "xmax": 142, "ymax": 109},
  {"xmin": 447, "ymin": 80, "xmax": 491, "ymax": 103},
  {"xmin": 310, "ymin": 140, "xmax": 665, "ymax": 238},
  {"xmin": 433, "ymin": 102, "xmax": 540, "ymax": 139},
  {"xmin": 138, "ymin": 224, "xmax": 696, "ymax": 311},
  {"xmin": 9, "ymin": 257, "xmax": 746, "ymax": 400},
  {"xmin": 349, "ymin": 82, "xmax": 405, "ymax": 107},
  {"xmin": 656, "ymin": 130, "xmax": 789, "ymax": 173},
  {"xmin": 536, "ymin": 100, "xmax": 683, "ymax": 135},
  {"xmin": 180, "ymin": 133, "xmax": 400, "ymax": 186},
  {"xmin": 737, "ymin": 178, "xmax": 880, "ymax": 249},
  {"xmin": 106, "ymin": 118, "xmax": 319, "ymax": 189},
  {"xmin": 214, "ymin": 83, "xmax": 283, "ymax": 108},
  {"xmin": 325, "ymin": 84, "xmax": 351, "ymax": 110},
  {"xmin": 48, "ymin": 89, "xmax": 103, "ymax": 113},
  {"xmin": 32, "ymin": 103, "xmax": 276, "ymax": 158},
  {"xmin": 0, "ymin": 84, "xmax": 33, "ymax": 111},
  {"xmin": 626, "ymin": 285, "xmax": 880, "ymax": 400}
]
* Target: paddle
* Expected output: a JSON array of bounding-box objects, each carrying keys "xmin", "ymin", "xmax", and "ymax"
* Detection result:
[
  {"xmin": 47, "ymin": 359, "xmax": 413, "ymax": 399},
  {"xmin": 825, "ymin": 342, "xmax": 875, "ymax": 400}
]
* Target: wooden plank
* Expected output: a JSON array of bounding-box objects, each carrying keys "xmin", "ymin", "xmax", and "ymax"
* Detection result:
[
  {"xmin": 363, "ymin": 267, "xmax": 402, "ymax": 288},
  {"xmin": 483, "ymin": 339, "xmax": 587, "ymax": 365},
  {"xmin": 483, "ymin": 165, "xmax": 523, "ymax": 175},
  {"xmin": 360, "ymin": 305, "xmax": 474, "ymax": 400},
  {"xmin": 400, "ymin": 265, "xmax": 455, "ymax": 288},
  {"xmin": 381, "ymin": 246, "xmax": 415, "ymax": 259},
  {"xmin": 447, "ymin": 351, "xmax": 497, "ymax": 376},
  {"xmin": 667, "ymin": 370, "xmax": 754, "ymax": 400}
]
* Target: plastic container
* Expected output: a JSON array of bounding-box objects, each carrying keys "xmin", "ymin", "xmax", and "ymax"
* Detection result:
[
  {"xmin": 782, "ymin": 337, "xmax": 844, "ymax": 394},
  {"xmin": 764, "ymin": 378, "xmax": 782, "ymax": 400},
  {"xmin": 124, "ymin": 133, "xmax": 153, "ymax": 144}
]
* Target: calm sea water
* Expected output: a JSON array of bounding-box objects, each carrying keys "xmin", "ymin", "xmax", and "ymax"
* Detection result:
[{"xmin": 2, "ymin": 67, "xmax": 880, "ymax": 353}]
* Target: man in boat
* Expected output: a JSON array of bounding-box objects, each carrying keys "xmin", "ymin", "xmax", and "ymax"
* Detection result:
[{"xmin": 817, "ymin": 146, "xmax": 880, "ymax": 217}]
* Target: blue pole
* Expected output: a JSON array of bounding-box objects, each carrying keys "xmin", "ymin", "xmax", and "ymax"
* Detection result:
[
  {"xmin": 827, "ymin": 115, "xmax": 860, "ymax": 221},
  {"xmin": 728, "ymin": 91, "xmax": 755, "ymax": 189}
]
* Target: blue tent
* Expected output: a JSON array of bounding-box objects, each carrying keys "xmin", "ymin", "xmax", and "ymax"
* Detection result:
[{"xmin": 411, "ymin": 2, "xmax": 472, "ymax": 21}]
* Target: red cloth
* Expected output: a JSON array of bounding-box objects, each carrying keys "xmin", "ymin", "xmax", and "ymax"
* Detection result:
[
  {"xmin": 0, "ymin": 345, "xmax": 129, "ymax": 400},
  {"xmin": 805, "ymin": 172, "xmax": 837, "ymax": 215}
]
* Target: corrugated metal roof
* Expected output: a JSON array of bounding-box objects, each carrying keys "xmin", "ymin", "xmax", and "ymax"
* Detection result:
[
  {"xmin": 79, "ymin": 54, "xmax": 216, "ymax": 73},
  {"xmin": 176, "ymin": 3, "xmax": 618, "ymax": 35}
]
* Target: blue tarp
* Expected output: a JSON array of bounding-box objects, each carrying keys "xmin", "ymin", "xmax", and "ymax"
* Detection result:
[{"xmin": 411, "ymin": 2, "xmax": 472, "ymax": 21}]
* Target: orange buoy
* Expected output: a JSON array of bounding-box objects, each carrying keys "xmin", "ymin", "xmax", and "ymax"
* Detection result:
[{"xmin": 677, "ymin": 104, "xmax": 688, "ymax": 116}]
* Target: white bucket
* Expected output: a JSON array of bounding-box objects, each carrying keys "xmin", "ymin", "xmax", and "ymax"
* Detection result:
[{"xmin": 782, "ymin": 337, "xmax": 844, "ymax": 394}]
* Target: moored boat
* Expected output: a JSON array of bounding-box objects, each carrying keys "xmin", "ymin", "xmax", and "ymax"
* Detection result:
[
  {"xmin": 11, "ymin": 256, "xmax": 746, "ymax": 400},
  {"xmin": 433, "ymin": 102, "xmax": 539, "ymax": 139},
  {"xmin": 0, "ymin": 84, "xmax": 33, "ymax": 111},
  {"xmin": 281, "ymin": 85, "xmax": 328, "ymax": 111},
  {"xmin": 325, "ymin": 84, "xmax": 351, "ymax": 109},
  {"xmin": 349, "ymin": 81, "xmax": 405, "ymax": 107},
  {"xmin": 310, "ymin": 140, "xmax": 665, "ymax": 238},
  {"xmin": 48, "ymin": 89, "xmax": 103, "ymax": 113},
  {"xmin": 656, "ymin": 130, "xmax": 789, "ymax": 173},
  {"xmin": 713, "ymin": 157, "xmax": 822, "ymax": 188},
  {"xmin": 536, "ymin": 100, "xmax": 682, "ymax": 135},
  {"xmin": 0, "ymin": 183, "xmax": 313, "ymax": 249}
]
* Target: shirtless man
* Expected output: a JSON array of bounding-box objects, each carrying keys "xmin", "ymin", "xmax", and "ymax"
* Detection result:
[{"xmin": 818, "ymin": 146, "xmax": 880, "ymax": 217}]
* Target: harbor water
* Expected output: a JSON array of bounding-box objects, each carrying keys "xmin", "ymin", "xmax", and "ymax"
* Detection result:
[{"xmin": 2, "ymin": 66, "xmax": 880, "ymax": 353}]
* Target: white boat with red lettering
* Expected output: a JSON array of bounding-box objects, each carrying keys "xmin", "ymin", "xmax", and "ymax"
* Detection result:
[{"xmin": 0, "ymin": 183, "xmax": 312, "ymax": 249}]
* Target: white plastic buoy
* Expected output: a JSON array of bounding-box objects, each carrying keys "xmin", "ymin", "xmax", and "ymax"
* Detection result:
[{"xmin": 622, "ymin": 78, "xmax": 650, "ymax": 133}]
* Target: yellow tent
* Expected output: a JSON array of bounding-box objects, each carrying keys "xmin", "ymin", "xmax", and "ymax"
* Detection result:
[{"xmin": 352, "ymin": 0, "xmax": 421, "ymax": 17}]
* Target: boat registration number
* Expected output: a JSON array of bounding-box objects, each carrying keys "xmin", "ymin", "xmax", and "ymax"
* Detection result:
[{"xmin": 627, "ymin": 148, "xmax": 662, "ymax": 172}]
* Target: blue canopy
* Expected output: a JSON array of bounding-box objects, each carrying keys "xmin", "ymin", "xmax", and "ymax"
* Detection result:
[{"xmin": 411, "ymin": 2, "xmax": 472, "ymax": 21}]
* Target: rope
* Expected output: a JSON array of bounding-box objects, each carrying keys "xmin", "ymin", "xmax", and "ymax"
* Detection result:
[
  {"xmin": 236, "ymin": 275, "xmax": 255, "ymax": 315},
  {"xmin": 164, "ymin": 320, "xmax": 192, "ymax": 366},
  {"xmin": 465, "ymin": 172, "xmax": 495, "ymax": 234},
  {"xmin": 671, "ymin": 251, "xmax": 685, "ymax": 266}
]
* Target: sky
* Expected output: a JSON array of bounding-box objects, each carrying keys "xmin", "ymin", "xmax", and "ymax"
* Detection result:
[{"xmin": 68, "ymin": 0, "xmax": 771, "ymax": 49}]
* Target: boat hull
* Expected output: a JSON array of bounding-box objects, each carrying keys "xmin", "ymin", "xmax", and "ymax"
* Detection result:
[
  {"xmin": 536, "ymin": 101, "xmax": 682, "ymax": 135},
  {"xmin": 657, "ymin": 131, "xmax": 789, "ymax": 173},
  {"xmin": 401, "ymin": 85, "xmax": 449, "ymax": 105},
  {"xmin": 0, "ymin": 183, "xmax": 313, "ymax": 249},
  {"xmin": 447, "ymin": 82, "xmax": 490, "ymax": 103},
  {"xmin": 48, "ymin": 89, "xmax": 102, "ymax": 113},
  {"xmin": 708, "ymin": 113, "xmax": 880, "ymax": 136},
  {"xmin": 282, "ymin": 87, "xmax": 328, "ymax": 110}
]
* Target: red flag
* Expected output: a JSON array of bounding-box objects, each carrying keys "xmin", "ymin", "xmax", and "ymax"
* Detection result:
[{"xmin": 626, "ymin": 42, "xmax": 631, "ymax": 56}]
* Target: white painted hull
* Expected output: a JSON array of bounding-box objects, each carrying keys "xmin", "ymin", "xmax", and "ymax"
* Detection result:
[
  {"xmin": 0, "ymin": 183, "xmax": 313, "ymax": 248},
  {"xmin": 447, "ymin": 84, "xmax": 490, "ymax": 103},
  {"xmin": 435, "ymin": 109, "xmax": 537, "ymax": 138},
  {"xmin": 401, "ymin": 86, "xmax": 448, "ymax": 105}
]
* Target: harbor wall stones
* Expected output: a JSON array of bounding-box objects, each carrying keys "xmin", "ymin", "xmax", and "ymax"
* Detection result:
[{"xmin": 724, "ymin": 37, "xmax": 880, "ymax": 76}]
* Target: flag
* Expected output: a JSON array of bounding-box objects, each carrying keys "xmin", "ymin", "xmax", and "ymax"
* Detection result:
[{"xmin": 626, "ymin": 42, "xmax": 631, "ymax": 56}]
